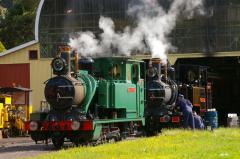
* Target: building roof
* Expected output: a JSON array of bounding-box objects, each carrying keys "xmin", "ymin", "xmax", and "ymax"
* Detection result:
[
  {"xmin": 0, "ymin": 40, "xmax": 38, "ymax": 57},
  {"xmin": 35, "ymin": 0, "xmax": 44, "ymax": 41},
  {"xmin": 0, "ymin": 87, "xmax": 32, "ymax": 93}
]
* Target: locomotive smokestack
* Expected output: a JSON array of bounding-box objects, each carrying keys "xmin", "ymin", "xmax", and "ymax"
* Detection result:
[
  {"xmin": 151, "ymin": 58, "xmax": 161, "ymax": 81},
  {"xmin": 150, "ymin": 58, "xmax": 168, "ymax": 81},
  {"xmin": 59, "ymin": 46, "xmax": 71, "ymax": 77}
]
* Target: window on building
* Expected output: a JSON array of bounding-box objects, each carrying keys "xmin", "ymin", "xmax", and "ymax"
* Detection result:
[
  {"xmin": 29, "ymin": 50, "xmax": 38, "ymax": 60},
  {"xmin": 39, "ymin": 0, "xmax": 130, "ymax": 58}
]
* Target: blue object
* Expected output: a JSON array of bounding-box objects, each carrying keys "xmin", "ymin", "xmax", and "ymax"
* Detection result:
[
  {"xmin": 204, "ymin": 111, "xmax": 218, "ymax": 129},
  {"xmin": 183, "ymin": 111, "xmax": 195, "ymax": 129},
  {"xmin": 176, "ymin": 98, "xmax": 195, "ymax": 129},
  {"xmin": 177, "ymin": 98, "xmax": 193, "ymax": 113},
  {"xmin": 194, "ymin": 114, "xmax": 204, "ymax": 129}
]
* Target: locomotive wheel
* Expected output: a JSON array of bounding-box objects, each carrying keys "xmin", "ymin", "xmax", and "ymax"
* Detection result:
[
  {"xmin": 145, "ymin": 117, "xmax": 158, "ymax": 137},
  {"xmin": 52, "ymin": 137, "xmax": 64, "ymax": 149},
  {"xmin": 145, "ymin": 129, "xmax": 157, "ymax": 137},
  {"xmin": 72, "ymin": 138, "xmax": 85, "ymax": 147}
]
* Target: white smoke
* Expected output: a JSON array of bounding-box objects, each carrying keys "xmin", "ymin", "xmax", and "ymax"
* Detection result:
[{"xmin": 69, "ymin": 0, "xmax": 204, "ymax": 64}]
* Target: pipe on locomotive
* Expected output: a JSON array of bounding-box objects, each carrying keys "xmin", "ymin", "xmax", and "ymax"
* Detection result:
[
  {"xmin": 74, "ymin": 50, "xmax": 79, "ymax": 75},
  {"xmin": 164, "ymin": 65, "xmax": 168, "ymax": 81}
]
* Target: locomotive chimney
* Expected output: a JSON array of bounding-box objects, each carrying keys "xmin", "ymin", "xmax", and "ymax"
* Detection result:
[
  {"xmin": 59, "ymin": 46, "xmax": 71, "ymax": 77},
  {"xmin": 151, "ymin": 58, "xmax": 161, "ymax": 81},
  {"xmin": 150, "ymin": 58, "xmax": 168, "ymax": 81}
]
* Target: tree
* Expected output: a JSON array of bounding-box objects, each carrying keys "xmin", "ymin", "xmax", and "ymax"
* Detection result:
[
  {"xmin": 0, "ymin": 0, "xmax": 39, "ymax": 49},
  {"xmin": 0, "ymin": 40, "xmax": 6, "ymax": 52}
]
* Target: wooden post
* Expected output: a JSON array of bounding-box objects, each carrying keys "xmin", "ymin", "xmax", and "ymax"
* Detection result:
[{"xmin": 0, "ymin": 130, "xmax": 2, "ymax": 139}]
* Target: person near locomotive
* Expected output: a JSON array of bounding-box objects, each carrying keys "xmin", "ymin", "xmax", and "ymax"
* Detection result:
[
  {"xmin": 176, "ymin": 94, "xmax": 195, "ymax": 129},
  {"xmin": 193, "ymin": 111, "xmax": 205, "ymax": 129}
]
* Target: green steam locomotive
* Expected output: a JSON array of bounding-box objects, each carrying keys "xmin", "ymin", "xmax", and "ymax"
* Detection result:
[{"xmin": 26, "ymin": 46, "xmax": 208, "ymax": 148}]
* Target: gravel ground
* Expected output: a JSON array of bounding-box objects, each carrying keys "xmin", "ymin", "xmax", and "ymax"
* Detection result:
[
  {"xmin": 0, "ymin": 137, "xmax": 56, "ymax": 159},
  {"xmin": 0, "ymin": 137, "xmax": 136, "ymax": 159}
]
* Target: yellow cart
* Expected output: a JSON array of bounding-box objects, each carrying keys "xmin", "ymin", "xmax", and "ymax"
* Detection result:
[{"xmin": 0, "ymin": 87, "xmax": 32, "ymax": 138}]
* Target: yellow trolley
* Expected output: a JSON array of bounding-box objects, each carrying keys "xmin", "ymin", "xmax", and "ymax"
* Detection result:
[{"xmin": 0, "ymin": 87, "xmax": 32, "ymax": 138}]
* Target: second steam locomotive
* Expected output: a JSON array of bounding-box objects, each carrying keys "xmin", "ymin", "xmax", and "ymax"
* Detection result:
[{"xmin": 26, "ymin": 46, "xmax": 209, "ymax": 148}]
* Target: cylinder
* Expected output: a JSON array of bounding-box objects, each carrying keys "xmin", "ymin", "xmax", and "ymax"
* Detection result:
[{"xmin": 227, "ymin": 115, "xmax": 239, "ymax": 127}]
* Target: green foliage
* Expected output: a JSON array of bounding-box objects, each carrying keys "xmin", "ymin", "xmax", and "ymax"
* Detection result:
[
  {"xmin": 0, "ymin": 40, "xmax": 5, "ymax": 52},
  {"xmin": 29, "ymin": 128, "xmax": 240, "ymax": 159},
  {"xmin": 0, "ymin": 0, "xmax": 39, "ymax": 49}
]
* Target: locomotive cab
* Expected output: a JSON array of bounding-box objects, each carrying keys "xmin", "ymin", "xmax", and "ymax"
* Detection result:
[{"xmin": 176, "ymin": 64, "xmax": 210, "ymax": 115}]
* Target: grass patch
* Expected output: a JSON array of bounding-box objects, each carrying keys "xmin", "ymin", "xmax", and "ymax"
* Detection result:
[{"xmin": 29, "ymin": 128, "xmax": 240, "ymax": 159}]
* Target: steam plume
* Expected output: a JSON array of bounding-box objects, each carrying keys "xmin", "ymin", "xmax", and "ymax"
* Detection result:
[{"xmin": 69, "ymin": 0, "xmax": 204, "ymax": 63}]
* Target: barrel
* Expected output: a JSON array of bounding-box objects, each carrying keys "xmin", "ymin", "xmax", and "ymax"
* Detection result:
[
  {"xmin": 227, "ymin": 116, "xmax": 239, "ymax": 127},
  {"xmin": 204, "ymin": 110, "xmax": 218, "ymax": 129}
]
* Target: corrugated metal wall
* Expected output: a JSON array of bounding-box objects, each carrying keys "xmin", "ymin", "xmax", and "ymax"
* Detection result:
[{"xmin": 0, "ymin": 64, "xmax": 30, "ymax": 88}]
